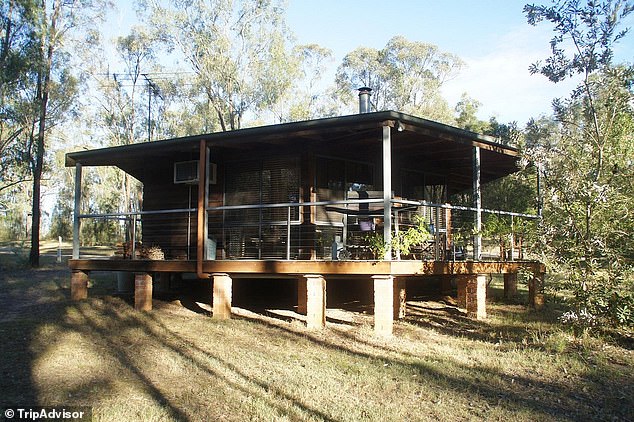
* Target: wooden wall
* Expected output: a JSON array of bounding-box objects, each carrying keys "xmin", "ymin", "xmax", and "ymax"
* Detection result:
[{"xmin": 141, "ymin": 155, "xmax": 224, "ymax": 260}]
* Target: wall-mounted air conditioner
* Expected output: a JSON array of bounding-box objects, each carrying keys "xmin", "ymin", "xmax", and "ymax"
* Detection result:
[
  {"xmin": 174, "ymin": 160, "xmax": 199, "ymax": 184},
  {"xmin": 174, "ymin": 160, "xmax": 217, "ymax": 184}
]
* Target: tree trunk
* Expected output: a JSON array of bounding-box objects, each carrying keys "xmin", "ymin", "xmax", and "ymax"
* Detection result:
[{"xmin": 29, "ymin": 0, "xmax": 60, "ymax": 267}]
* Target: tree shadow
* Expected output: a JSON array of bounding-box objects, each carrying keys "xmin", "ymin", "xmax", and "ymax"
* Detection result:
[
  {"xmin": 8, "ymin": 267, "xmax": 632, "ymax": 421},
  {"xmin": 67, "ymin": 298, "xmax": 338, "ymax": 422}
]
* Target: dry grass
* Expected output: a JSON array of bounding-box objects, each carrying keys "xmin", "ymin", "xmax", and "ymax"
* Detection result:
[{"xmin": 0, "ymin": 264, "xmax": 632, "ymax": 421}]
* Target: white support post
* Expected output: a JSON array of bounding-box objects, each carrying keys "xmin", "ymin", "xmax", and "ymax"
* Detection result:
[
  {"xmin": 212, "ymin": 273, "xmax": 233, "ymax": 319},
  {"xmin": 304, "ymin": 274, "xmax": 326, "ymax": 329},
  {"xmin": 373, "ymin": 275, "xmax": 394, "ymax": 337},
  {"xmin": 72, "ymin": 162, "xmax": 82, "ymax": 259},
  {"xmin": 473, "ymin": 146, "xmax": 482, "ymax": 261},
  {"xmin": 382, "ymin": 125, "xmax": 392, "ymax": 261}
]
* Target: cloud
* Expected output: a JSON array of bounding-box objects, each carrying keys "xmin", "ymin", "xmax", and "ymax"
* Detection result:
[{"xmin": 442, "ymin": 25, "xmax": 580, "ymax": 125}]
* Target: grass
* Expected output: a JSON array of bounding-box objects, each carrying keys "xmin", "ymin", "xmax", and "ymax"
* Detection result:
[{"xmin": 0, "ymin": 256, "xmax": 632, "ymax": 421}]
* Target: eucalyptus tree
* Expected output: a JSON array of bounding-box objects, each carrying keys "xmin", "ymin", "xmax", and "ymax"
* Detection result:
[
  {"xmin": 1, "ymin": 0, "xmax": 38, "ymax": 197},
  {"xmin": 144, "ymin": 0, "xmax": 299, "ymax": 131},
  {"xmin": 525, "ymin": 0, "xmax": 634, "ymax": 327},
  {"xmin": 335, "ymin": 36, "xmax": 464, "ymax": 122},
  {"xmin": 7, "ymin": 0, "xmax": 109, "ymax": 266},
  {"xmin": 269, "ymin": 43, "xmax": 335, "ymax": 122}
]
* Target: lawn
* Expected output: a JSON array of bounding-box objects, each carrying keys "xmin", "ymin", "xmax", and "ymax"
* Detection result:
[{"xmin": 0, "ymin": 254, "xmax": 632, "ymax": 421}]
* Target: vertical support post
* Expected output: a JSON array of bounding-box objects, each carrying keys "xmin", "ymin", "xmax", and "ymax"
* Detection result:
[
  {"xmin": 529, "ymin": 272, "xmax": 545, "ymax": 310},
  {"xmin": 197, "ymin": 139, "xmax": 210, "ymax": 279},
  {"xmin": 304, "ymin": 274, "xmax": 326, "ymax": 329},
  {"xmin": 394, "ymin": 209, "xmax": 400, "ymax": 260},
  {"xmin": 510, "ymin": 215, "xmax": 515, "ymax": 261},
  {"xmin": 536, "ymin": 162, "xmax": 543, "ymax": 219},
  {"xmin": 434, "ymin": 208, "xmax": 442, "ymax": 261},
  {"xmin": 393, "ymin": 277, "xmax": 406, "ymax": 319},
  {"xmin": 72, "ymin": 162, "xmax": 82, "ymax": 259},
  {"xmin": 373, "ymin": 275, "xmax": 394, "ymax": 337},
  {"xmin": 297, "ymin": 277, "xmax": 307, "ymax": 314},
  {"xmin": 286, "ymin": 206, "xmax": 291, "ymax": 260},
  {"xmin": 445, "ymin": 204, "xmax": 452, "ymax": 251},
  {"xmin": 458, "ymin": 274, "xmax": 487, "ymax": 319},
  {"xmin": 56, "ymin": 236, "xmax": 62, "ymax": 263},
  {"xmin": 134, "ymin": 272, "xmax": 153, "ymax": 311},
  {"xmin": 382, "ymin": 125, "xmax": 392, "ymax": 261},
  {"xmin": 465, "ymin": 274, "xmax": 487, "ymax": 319},
  {"xmin": 131, "ymin": 213, "xmax": 137, "ymax": 260},
  {"xmin": 71, "ymin": 270, "xmax": 89, "ymax": 301},
  {"xmin": 473, "ymin": 146, "xmax": 482, "ymax": 260},
  {"xmin": 212, "ymin": 273, "xmax": 232, "ymax": 319},
  {"xmin": 504, "ymin": 273, "xmax": 518, "ymax": 299}
]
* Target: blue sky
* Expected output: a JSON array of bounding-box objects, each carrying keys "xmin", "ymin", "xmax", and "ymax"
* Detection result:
[
  {"xmin": 284, "ymin": 0, "xmax": 633, "ymax": 124},
  {"xmin": 110, "ymin": 0, "xmax": 634, "ymax": 125}
]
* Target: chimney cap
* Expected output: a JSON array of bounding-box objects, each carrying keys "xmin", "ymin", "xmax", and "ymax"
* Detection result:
[{"xmin": 358, "ymin": 87, "xmax": 372, "ymax": 94}]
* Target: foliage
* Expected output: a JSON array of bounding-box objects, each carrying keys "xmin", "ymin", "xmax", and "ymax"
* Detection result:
[
  {"xmin": 269, "ymin": 44, "xmax": 336, "ymax": 122},
  {"xmin": 0, "ymin": 0, "xmax": 109, "ymax": 265},
  {"xmin": 525, "ymin": 0, "xmax": 634, "ymax": 329},
  {"xmin": 454, "ymin": 93, "xmax": 490, "ymax": 134},
  {"xmin": 366, "ymin": 214, "xmax": 431, "ymax": 259},
  {"xmin": 335, "ymin": 36, "xmax": 463, "ymax": 123},
  {"xmin": 0, "ymin": 0, "xmax": 38, "ymax": 194},
  {"xmin": 144, "ymin": 0, "xmax": 299, "ymax": 131}
]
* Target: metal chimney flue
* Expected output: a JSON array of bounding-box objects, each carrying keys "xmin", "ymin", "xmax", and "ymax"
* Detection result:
[{"xmin": 358, "ymin": 87, "xmax": 372, "ymax": 114}]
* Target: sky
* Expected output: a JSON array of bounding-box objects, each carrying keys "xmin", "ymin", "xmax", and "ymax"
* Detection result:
[
  {"xmin": 284, "ymin": 0, "xmax": 633, "ymax": 124},
  {"xmin": 108, "ymin": 0, "xmax": 634, "ymax": 125}
]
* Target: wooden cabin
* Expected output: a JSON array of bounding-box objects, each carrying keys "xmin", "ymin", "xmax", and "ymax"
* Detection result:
[{"xmin": 66, "ymin": 108, "xmax": 545, "ymax": 336}]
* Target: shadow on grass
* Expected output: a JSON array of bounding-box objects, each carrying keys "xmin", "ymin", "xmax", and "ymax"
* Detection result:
[
  {"xmin": 234, "ymin": 309, "xmax": 632, "ymax": 422},
  {"xmin": 0, "ymin": 268, "xmax": 69, "ymax": 408},
  {"xmin": 2, "ymin": 266, "xmax": 632, "ymax": 421},
  {"xmin": 68, "ymin": 298, "xmax": 337, "ymax": 422}
]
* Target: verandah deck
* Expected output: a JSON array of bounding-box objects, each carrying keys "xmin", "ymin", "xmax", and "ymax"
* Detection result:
[{"xmin": 69, "ymin": 258, "xmax": 545, "ymax": 337}]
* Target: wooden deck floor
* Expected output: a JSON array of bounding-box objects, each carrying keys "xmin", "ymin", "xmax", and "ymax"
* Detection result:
[{"xmin": 69, "ymin": 258, "xmax": 545, "ymax": 277}]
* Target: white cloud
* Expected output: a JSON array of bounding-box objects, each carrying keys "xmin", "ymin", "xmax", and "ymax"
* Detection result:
[{"xmin": 442, "ymin": 25, "xmax": 581, "ymax": 125}]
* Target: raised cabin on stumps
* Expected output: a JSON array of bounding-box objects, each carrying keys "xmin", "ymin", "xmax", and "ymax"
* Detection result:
[{"xmin": 66, "ymin": 94, "xmax": 545, "ymax": 337}]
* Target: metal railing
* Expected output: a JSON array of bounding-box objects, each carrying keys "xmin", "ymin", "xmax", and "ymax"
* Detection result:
[{"xmin": 73, "ymin": 198, "xmax": 539, "ymax": 262}]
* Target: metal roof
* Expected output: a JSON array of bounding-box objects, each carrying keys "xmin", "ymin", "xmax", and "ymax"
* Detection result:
[{"xmin": 65, "ymin": 110, "xmax": 519, "ymax": 191}]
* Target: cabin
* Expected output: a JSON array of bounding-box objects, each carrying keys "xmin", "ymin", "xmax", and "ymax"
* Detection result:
[{"xmin": 66, "ymin": 91, "xmax": 545, "ymax": 336}]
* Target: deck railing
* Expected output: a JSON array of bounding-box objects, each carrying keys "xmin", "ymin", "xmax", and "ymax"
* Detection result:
[{"xmin": 73, "ymin": 198, "xmax": 540, "ymax": 262}]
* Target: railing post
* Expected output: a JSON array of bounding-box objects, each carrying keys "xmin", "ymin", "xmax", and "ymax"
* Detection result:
[
  {"xmin": 394, "ymin": 209, "xmax": 400, "ymax": 260},
  {"xmin": 510, "ymin": 215, "xmax": 515, "ymax": 262},
  {"xmin": 287, "ymin": 205, "xmax": 291, "ymax": 260},
  {"xmin": 382, "ymin": 125, "xmax": 392, "ymax": 261},
  {"xmin": 131, "ymin": 213, "xmax": 137, "ymax": 260},
  {"xmin": 72, "ymin": 162, "xmax": 82, "ymax": 259},
  {"xmin": 473, "ymin": 146, "xmax": 482, "ymax": 260}
]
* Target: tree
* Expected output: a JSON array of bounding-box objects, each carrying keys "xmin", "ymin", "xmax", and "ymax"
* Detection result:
[
  {"xmin": 144, "ymin": 0, "xmax": 299, "ymax": 131},
  {"xmin": 1, "ymin": 0, "xmax": 38, "ymax": 195},
  {"xmin": 454, "ymin": 93, "xmax": 491, "ymax": 133},
  {"xmin": 27, "ymin": 0, "xmax": 98, "ymax": 266},
  {"xmin": 525, "ymin": 0, "xmax": 634, "ymax": 328},
  {"xmin": 3, "ymin": 0, "xmax": 108, "ymax": 266},
  {"xmin": 269, "ymin": 44, "xmax": 336, "ymax": 122},
  {"xmin": 335, "ymin": 36, "xmax": 463, "ymax": 122}
]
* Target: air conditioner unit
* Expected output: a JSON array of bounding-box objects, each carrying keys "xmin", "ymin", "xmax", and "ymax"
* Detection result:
[
  {"xmin": 173, "ymin": 160, "xmax": 217, "ymax": 185},
  {"xmin": 174, "ymin": 160, "xmax": 199, "ymax": 184}
]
